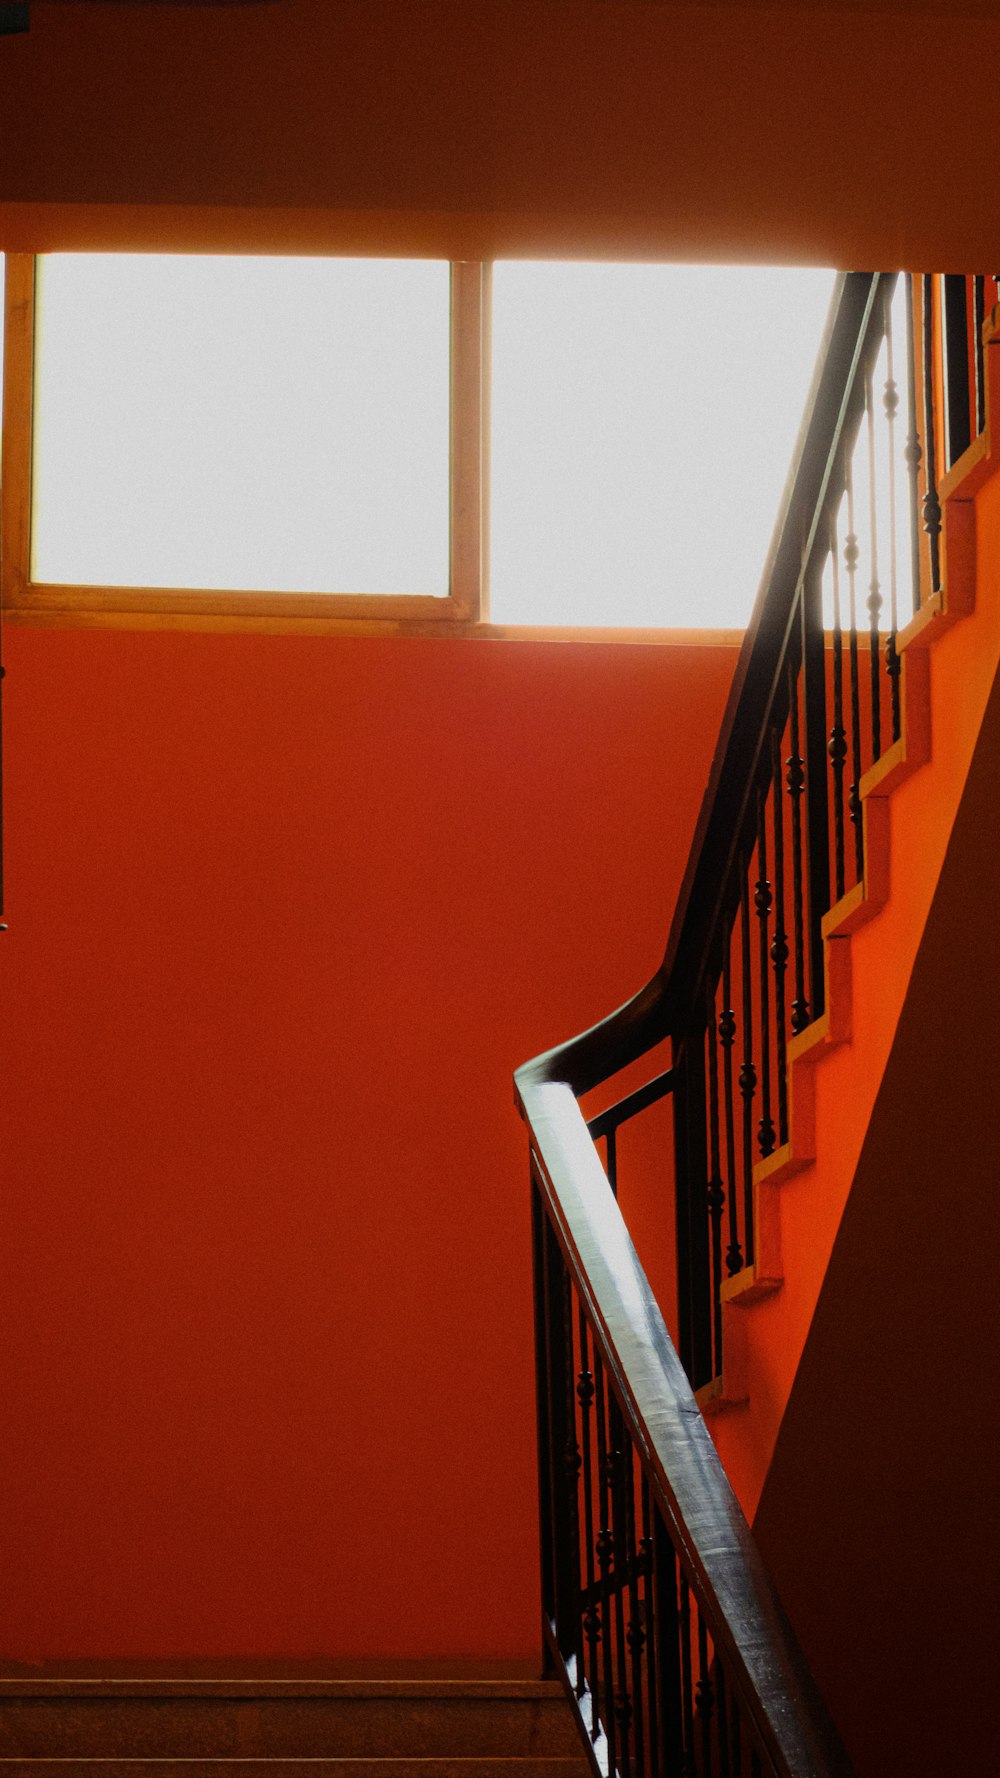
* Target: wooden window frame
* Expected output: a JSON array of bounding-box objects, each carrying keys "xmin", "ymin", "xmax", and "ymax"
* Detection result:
[{"xmin": 1, "ymin": 252, "xmax": 491, "ymax": 634}]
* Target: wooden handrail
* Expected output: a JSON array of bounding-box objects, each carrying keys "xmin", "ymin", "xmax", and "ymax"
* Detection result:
[
  {"xmin": 516, "ymin": 274, "xmax": 885, "ymax": 1105},
  {"xmin": 517, "ymin": 271, "xmax": 993, "ymax": 1773},
  {"xmin": 521, "ymin": 1070, "xmax": 854, "ymax": 1778}
]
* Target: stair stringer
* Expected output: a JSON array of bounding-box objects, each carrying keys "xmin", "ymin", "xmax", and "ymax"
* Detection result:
[{"xmin": 697, "ymin": 312, "xmax": 1000, "ymax": 1517}]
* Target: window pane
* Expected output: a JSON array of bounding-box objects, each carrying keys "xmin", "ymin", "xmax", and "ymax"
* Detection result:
[
  {"xmin": 31, "ymin": 255, "xmax": 451, "ymax": 596},
  {"xmin": 490, "ymin": 262, "xmax": 837, "ymax": 628}
]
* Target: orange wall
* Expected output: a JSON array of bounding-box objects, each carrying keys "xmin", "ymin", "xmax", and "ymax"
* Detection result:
[
  {"xmin": 2, "ymin": 0, "xmax": 999, "ymax": 267},
  {"xmin": 0, "ymin": 625, "xmax": 736, "ymax": 1659}
]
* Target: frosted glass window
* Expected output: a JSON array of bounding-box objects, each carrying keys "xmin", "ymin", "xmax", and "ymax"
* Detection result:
[
  {"xmin": 31, "ymin": 255, "xmax": 451, "ymax": 596},
  {"xmin": 490, "ymin": 263, "xmax": 838, "ymax": 628}
]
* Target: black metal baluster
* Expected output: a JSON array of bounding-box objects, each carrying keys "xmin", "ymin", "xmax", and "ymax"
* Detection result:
[
  {"xmin": 845, "ymin": 459, "xmax": 865, "ymax": 882},
  {"xmin": 730, "ymin": 1689, "xmax": 742, "ymax": 1778},
  {"xmin": 883, "ymin": 289, "xmax": 902, "ymax": 745},
  {"xmin": 530, "ymin": 1181, "xmax": 557, "ymax": 1663},
  {"xmin": 755, "ymin": 790, "xmax": 774, "ymax": 1160},
  {"xmin": 787, "ymin": 659, "xmax": 809, "ymax": 1032},
  {"xmin": 715, "ymin": 1664, "xmax": 732, "ymax": 1778},
  {"xmin": 623, "ymin": 1442, "xmax": 645, "ymax": 1778},
  {"xmin": 738, "ymin": 867, "xmax": 757, "ymax": 1266},
  {"xmin": 770, "ymin": 730, "xmax": 789, "ymax": 1148},
  {"xmin": 903, "ymin": 273, "xmax": 923, "ymax": 613},
  {"xmin": 544, "ymin": 1214, "xmax": 579, "ymax": 1667},
  {"xmin": 974, "ymin": 275, "xmax": 987, "ymax": 439},
  {"xmin": 594, "ymin": 1355, "xmax": 618, "ymax": 1778},
  {"xmin": 679, "ymin": 1572, "xmax": 695, "ymax": 1778},
  {"xmin": 606, "ymin": 1126, "xmax": 618, "ymax": 1200},
  {"xmin": 706, "ymin": 975, "xmax": 724, "ymax": 1372},
  {"xmin": 828, "ymin": 515, "xmax": 847, "ymax": 901},
  {"xmin": 865, "ymin": 369, "xmax": 883, "ymax": 762},
  {"xmin": 921, "ymin": 273, "xmax": 943, "ymax": 597},
  {"xmin": 561, "ymin": 1272, "xmax": 584, "ymax": 1690},
  {"xmin": 639, "ymin": 1478, "xmax": 660, "ymax": 1778},
  {"xmin": 720, "ymin": 943, "xmax": 741, "ymax": 1276},
  {"xmin": 942, "ymin": 272, "xmax": 972, "ymax": 469},
  {"xmin": 802, "ymin": 553, "xmax": 831, "ymax": 1018},
  {"xmin": 650, "ymin": 1503, "xmax": 684, "ymax": 1778},
  {"xmin": 673, "ymin": 1024, "xmax": 713, "ymax": 1390},
  {"xmin": 608, "ymin": 1401, "xmax": 632, "ymax": 1778},
  {"xmin": 577, "ymin": 1311, "xmax": 601, "ymax": 1739},
  {"xmin": 696, "ymin": 1609, "xmax": 716, "ymax": 1778}
]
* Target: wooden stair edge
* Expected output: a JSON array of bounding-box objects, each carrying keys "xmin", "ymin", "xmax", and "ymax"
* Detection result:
[
  {"xmin": 0, "ymin": 1762, "xmax": 593, "ymax": 1776},
  {"xmin": 0, "ymin": 1681, "xmax": 587, "ymax": 1764}
]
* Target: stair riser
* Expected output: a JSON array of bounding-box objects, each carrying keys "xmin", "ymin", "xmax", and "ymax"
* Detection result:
[
  {"xmin": 0, "ymin": 1698, "xmax": 584, "ymax": 1763},
  {"xmin": 0, "ymin": 1763, "xmax": 592, "ymax": 1777}
]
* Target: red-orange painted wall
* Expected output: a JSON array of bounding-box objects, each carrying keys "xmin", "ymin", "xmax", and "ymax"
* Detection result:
[{"xmin": 0, "ymin": 626, "xmax": 736, "ymax": 1659}]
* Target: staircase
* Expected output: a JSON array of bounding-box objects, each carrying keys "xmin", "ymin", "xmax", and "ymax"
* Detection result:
[
  {"xmin": 709, "ymin": 293, "xmax": 1000, "ymax": 1513},
  {"xmin": 516, "ymin": 272, "xmax": 1000, "ymax": 1778}
]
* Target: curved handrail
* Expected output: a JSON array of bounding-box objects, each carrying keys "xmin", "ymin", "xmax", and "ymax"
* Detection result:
[
  {"xmin": 516, "ymin": 272, "xmax": 886, "ymax": 1106},
  {"xmin": 515, "ymin": 271, "xmax": 913, "ymax": 1778},
  {"xmin": 519, "ymin": 265, "xmax": 991, "ymax": 1778},
  {"xmin": 523, "ymin": 1070, "xmax": 853, "ymax": 1778}
]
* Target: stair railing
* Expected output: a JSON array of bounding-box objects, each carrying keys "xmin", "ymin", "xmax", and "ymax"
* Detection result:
[
  {"xmin": 525, "ymin": 1098, "xmax": 853, "ymax": 1778},
  {"xmin": 516, "ymin": 271, "xmax": 994, "ymax": 1775}
]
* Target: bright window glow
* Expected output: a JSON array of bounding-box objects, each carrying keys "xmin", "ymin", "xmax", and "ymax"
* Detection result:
[
  {"xmin": 31, "ymin": 254, "xmax": 451, "ymax": 596},
  {"xmin": 489, "ymin": 262, "xmax": 838, "ymax": 628},
  {"xmin": 822, "ymin": 274, "xmax": 917, "ymax": 633}
]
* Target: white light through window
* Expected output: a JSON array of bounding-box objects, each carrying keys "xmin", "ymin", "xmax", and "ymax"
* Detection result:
[
  {"xmin": 489, "ymin": 262, "xmax": 838, "ymax": 628},
  {"xmin": 31, "ymin": 254, "xmax": 451, "ymax": 596}
]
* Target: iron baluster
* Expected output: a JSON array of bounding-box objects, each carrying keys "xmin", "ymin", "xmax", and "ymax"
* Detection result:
[
  {"xmin": 623, "ymin": 1442, "xmax": 646, "ymax": 1778},
  {"xmin": 921, "ymin": 273, "xmax": 943, "ymax": 596},
  {"xmin": 593, "ymin": 1354, "xmax": 618, "ymax": 1778},
  {"xmin": 650, "ymin": 1501, "xmax": 684, "ymax": 1778},
  {"xmin": 561, "ymin": 1271, "xmax": 584, "ymax": 1691},
  {"xmin": 941, "ymin": 272, "xmax": 972, "ymax": 469},
  {"xmin": 974, "ymin": 275, "xmax": 987, "ymax": 439},
  {"xmin": 607, "ymin": 1399, "xmax": 632, "ymax": 1778},
  {"xmin": 639, "ymin": 1477, "xmax": 661, "ymax": 1778},
  {"xmin": 715, "ymin": 1664, "xmax": 732, "ymax": 1778},
  {"xmin": 696, "ymin": 1608, "xmax": 716, "ymax": 1778},
  {"xmin": 828, "ymin": 511, "xmax": 847, "ymax": 901},
  {"xmin": 530, "ymin": 1181, "xmax": 558, "ymax": 1653},
  {"xmin": 706, "ymin": 975, "xmax": 725, "ymax": 1371},
  {"xmin": 786, "ymin": 658, "xmax": 809, "ymax": 1032},
  {"xmin": 883, "ymin": 288, "xmax": 902, "ymax": 745},
  {"xmin": 802, "ymin": 550, "xmax": 831, "ymax": 1025},
  {"xmin": 769, "ymin": 729, "xmax": 789, "ymax": 1148},
  {"xmin": 679, "ymin": 1571, "xmax": 695, "ymax": 1778},
  {"xmin": 577, "ymin": 1311, "xmax": 601, "ymax": 1736},
  {"xmin": 672, "ymin": 1028, "xmax": 713, "ymax": 1388},
  {"xmin": 720, "ymin": 943, "xmax": 741, "ymax": 1276},
  {"xmin": 845, "ymin": 458, "xmax": 865, "ymax": 882},
  {"xmin": 545, "ymin": 1215, "xmax": 579, "ymax": 1662},
  {"xmin": 755, "ymin": 789, "xmax": 775, "ymax": 1160},
  {"xmin": 738, "ymin": 867, "xmax": 757, "ymax": 1267},
  {"xmin": 865, "ymin": 368, "xmax": 883, "ymax": 763},
  {"xmin": 903, "ymin": 273, "xmax": 923, "ymax": 611}
]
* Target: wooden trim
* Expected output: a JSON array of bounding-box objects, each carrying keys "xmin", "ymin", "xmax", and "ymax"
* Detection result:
[
  {"xmin": 9, "ymin": 581, "xmax": 461, "ymax": 623},
  {"xmin": 450, "ymin": 259, "xmax": 490, "ymax": 622},
  {"xmin": 1, "ymin": 252, "xmax": 34, "ymax": 610},
  {"xmin": 2, "ymin": 604, "xmax": 744, "ymax": 645},
  {"xmin": 1, "ymin": 249, "xmax": 738, "ymax": 642},
  {"xmin": 3, "ymin": 251, "xmax": 481, "ymax": 629}
]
